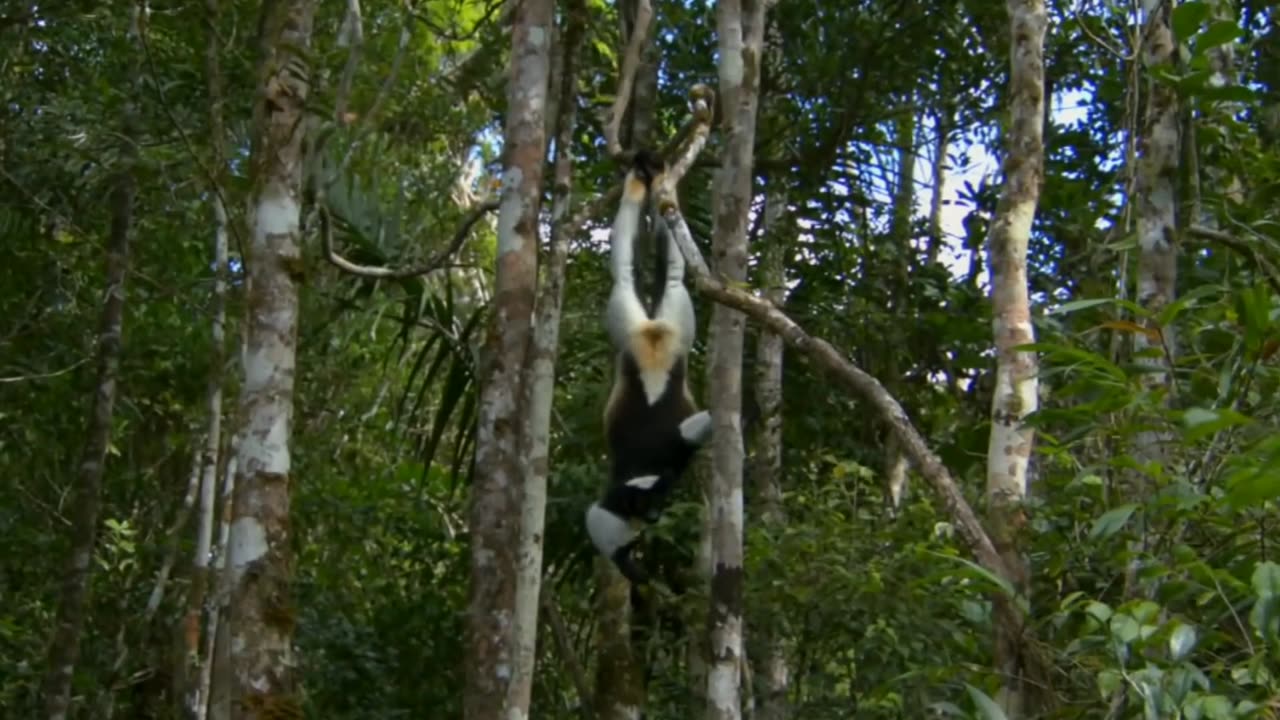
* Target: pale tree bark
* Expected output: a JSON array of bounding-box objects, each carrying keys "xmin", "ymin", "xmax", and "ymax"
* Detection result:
[
  {"xmin": 883, "ymin": 107, "xmax": 916, "ymax": 514},
  {"xmin": 205, "ymin": 433, "xmax": 239, "ymax": 720},
  {"xmin": 752, "ymin": 180, "xmax": 789, "ymax": 720},
  {"xmin": 507, "ymin": 1, "xmax": 585, "ymax": 717},
  {"xmin": 594, "ymin": 561, "xmax": 646, "ymax": 720},
  {"xmin": 183, "ymin": 0, "xmax": 230, "ymax": 713},
  {"xmin": 926, "ymin": 96, "xmax": 952, "ymax": 266},
  {"xmin": 706, "ymin": 2, "xmax": 768, "ymax": 719},
  {"xmin": 1125, "ymin": 0, "xmax": 1180, "ymax": 606},
  {"xmin": 224, "ymin": 0, "xmax": 315, "ymax": 714},
  {"xmin": 40, "ymin": 5, "xmax": 141, "ymax": 718},
  {"xmin": 1134, "ymin": 0, "xmax": 1180, "ymax": 386},
  {"xmin": 464, "ymin": 0, "xmax": 552, "ymax": 717},
  {"xmin": 983, "ymin": 0, "xmax": 1047, "ymax": 716}
]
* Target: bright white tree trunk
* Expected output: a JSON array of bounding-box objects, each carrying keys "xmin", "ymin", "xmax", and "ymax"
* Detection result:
[
  {"xmin": 507, "ymin": 3, "xmax": 584, "ymax": 716},
  {"xmin": 706, "ymin": 2, "xmax": 767, "ymax": 719},
  {"xmin": 984, "ymin": 1, "xmax": 1047, "ymax": 716},
  {"xmin": 464, "ymin": 0, "xmax": 553, "ymax": 717},
  {"xmin": 224, "ymin": 1, "xmax": 315, "ymax": 714}
]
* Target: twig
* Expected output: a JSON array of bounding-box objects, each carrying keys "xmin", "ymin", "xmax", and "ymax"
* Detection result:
[
  {"xmin": 541, "ymin": 589, "xmax": 595, "ymax": 720},
  {"xmin": 605, "ymin": 0, "xmax": 653, "ymax": 159},
  {"xmin": 1186, "ymin": 224, "xmax": 1280, "ymax": 295},
  {"xmin": 335, "ymin": 0, "xmax": 365, "ymax": 123},
  {"xmin": 321, "ymin": 199, "xmax": 499, "ymax": 279},
  {"xmin": 0, "ymin": 358, "xmax": 90, "ymax": 383}
]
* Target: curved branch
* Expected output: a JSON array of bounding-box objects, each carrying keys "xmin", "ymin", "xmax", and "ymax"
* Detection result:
[
  {"xmin": 605, "ymin": 0, "xmax": 653, "ymax": 159},
  {"xmin": 322, "ymin": 199, "xmax": 499, "ymax": 279},
  {"xmin": 652, "ymin": 84, "xmax": 1016, "ymax": 587}
]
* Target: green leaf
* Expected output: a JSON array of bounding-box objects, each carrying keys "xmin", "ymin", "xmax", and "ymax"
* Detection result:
[
  {"xmin": 1168, "ymin": 623, "xmax": 1198, "ymax": 661},
  {"xmin": 964, "ymin": 684, "xmax": 1009, "ymax": 720},
  {"xmin": 1172, "ymin": 1, "xmax": 1211, "ymax": 41},
  {"xmin": 1090, "ymin": 504, "xmax": 1138, "ymax": 539},
  {"xmin": 1253, "ymin": 561, "xmax": 1280, "ymax": 598},
  {"xmin": 1226, "ymin": 468, "xmax": 1280, "ymax": 508},
  {"xmin": 1195, "ymin": 20, "xmax": 1243, "ymax": 55},
  {"xmin": 1050, "ymin": 297, "xmax": 1114, "ymax": 315},
  {"xmin": 1111, "ymin": 613, "xmax": 1141, "ymax": 644},
  {"xmin": 1180, "ymin": 407, "xmax": 1252, "ymax": 441}
]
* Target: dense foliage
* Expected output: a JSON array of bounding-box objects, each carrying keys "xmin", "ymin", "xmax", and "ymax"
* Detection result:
[{"xmin": 2, "ymin": 0, "xmax": 1278, "ymax": 718}]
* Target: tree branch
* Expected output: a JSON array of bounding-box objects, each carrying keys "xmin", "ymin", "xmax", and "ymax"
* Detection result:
[
  {"xmin": 605, "ymin": 0, "xmax": 653, "ymax": 159},
  {"xmin": 321, "ymin": 199, "xmax": 499, "ymax": 279},
  {"xmin": 1187, "ymin": 224, "xmax": 1280, "ymax": 295},
  {"xmin": 651, "ymin": 83, "xmax": 1017, "ymax": 586}
]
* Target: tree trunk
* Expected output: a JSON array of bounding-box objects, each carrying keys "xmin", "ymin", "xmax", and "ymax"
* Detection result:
[
  {"xmin": 184, "ymin": 1, "xmax": 230, "ymax": 713},
  {"xmin": 1124, "ymin": 0, "xmax": 1181, "ymax": 604},
  {"xmin": 883, "ymin": 107, "xmax": 916, "ymax": 513},
  {"xmin": 706, "ymin": 2, "xmax": 767, "ymax": 719},
  {"xmin": 984, "ymin": 0, "xmax": 1047, "ymax": 716},
  {"xmin": 224, "ymin": 0, "xmax": 315, "ymax": 714},
  {"xmin": 927, "ymin": 97, "xmax": 952, "ymax": 266},
  {"xmin": 40, "ymin": 6, "xmax": 140, "ymax": 718},
  {"xmin": 465, "ymin": 0, "xmax": 552, "ymax": 717},
  {"xmin": 752, "ymin": 181, "xmax": 789, "ymax": 720},
  {"xmin": 507, "ymin": 1, "xmax": 585, "ymax": 716},
  {"xmin": 206, "ymin": 434, "xmax": 239, "ymax": 720}
]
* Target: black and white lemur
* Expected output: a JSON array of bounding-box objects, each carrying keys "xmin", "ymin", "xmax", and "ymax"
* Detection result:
[{"xmin": 585, "ymin": 151, "xmax": 713, "ymax": 585}]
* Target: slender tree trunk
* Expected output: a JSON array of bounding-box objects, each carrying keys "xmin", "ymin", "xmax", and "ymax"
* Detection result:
[
  {"xmin": 706, "ymin": 2, "xmax": 767, "ymax": 719},
  {"xmin": 40, "ymin": 6, "xmax": 141, "ymax": 718},
  {"xmin": 184, "ymin": 1, "xmax": 230, "ymax": 713},
  {"xmin": 883, "ymin": 107, "xmax": 916, "ymax": 512},
  {"xmin": 465, "ymin": 0, "xmax": 552, "ymax": 717},
  {"xmin": 926, "ymin": 101, "xmax": 951, "ymax": 266},
  {"xmin": 507, "ymin": 2, "xmax": 585, "ymax": 717},
  {"xmin": 752, "ymin": 181, "xmax": 789, "ymax": 720},
  {"xmin": 1125, "ymin": 0, "xmax": 1180, "ymax": 604},
  {"xmin": 205, "ymin": 433, "xmax": 239, "ymax": 720},
  {"xmin": 224, "ymin": 0, "xmax": 315, "ymax": 714},
  {"xmin": 984, "ymin": 1, "xmax": 1047, "ymax": 716},
  {"xmin": 1135, "ymin": 0, "xmax": 1180, "ymax": 383}
]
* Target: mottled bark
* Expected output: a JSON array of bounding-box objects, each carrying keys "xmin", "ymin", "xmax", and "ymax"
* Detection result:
[
  {"xmin": 205, "ymin": 434, "xmax": 239, "ymax": 720},
  {"xmin": 752, "ymin": 182, "xmax": 789, "ymax": 720},
  {"xmin": 225, "ymin": 0, "xmax": 315, "ymax": 715},
  {"xmin": 883, "ymin": 108, "xmax": 916, "ymax": 513},
  {"xmin": 706, "ymin": 2, "xmax": 767, "ymax": 719},
  {"xmin": 984, "ymin": 0, "xmax": 1047, "ymax": 716},
  {"xmin": 184, "ymin": 1, "xmax": 230, "ymax": 713},
  {"xmin": 507, "ymin": 2, "xmax": 585, "ymax": 717},
  {"xmin": 465, "ymin": 0, "xmax": 552, "ymax": 717},
  {"xmin": 927, "ymin": 101, "xmax": 952, "ymax": 266},
  {"xmin": 1135, "ymin": 0, "xmax": 1180, "ymax": 380},
  {"xmin": 40, "ymin": 6, "xmax": 140, "ymax": 719}
]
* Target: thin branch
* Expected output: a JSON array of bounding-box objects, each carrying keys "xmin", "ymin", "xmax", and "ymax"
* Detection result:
[
  {"xmin": 0, "ymin": 358, "xmax": 90, "ymax": 383},
  {"xmin": 1187, "ymin": 224, "xmax": 1280, "ymax": 294},
  {"xmin": 322, "ymin": 199, "xmax": 499, "ymax": 279},
  {"xmin": 540, "ymin": 589, "xmax": 595, "ymax": 720},
  {"xmin": 605, "ymin": 0, "xmax": 653, "ymax": 159},
  {"xmin": 335, "ymin": 0, "xmax": 365, "ymax": 123}
]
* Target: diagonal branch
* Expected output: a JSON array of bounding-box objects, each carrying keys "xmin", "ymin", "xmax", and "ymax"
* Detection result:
[
  {"xmin": 322, "ymin": 199, "xmax": 499, "ymax": 279},
  {"xmin": 605, "ymin": 0, "xmax": 654, "ymax": 159},
  {"xmin": 1187, "ymin": 224, "xmax": 1280, "ymax": 295},
  {"xmin": 653, "ymin": 84, "xmax": 1018, "ymax": 588}
]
